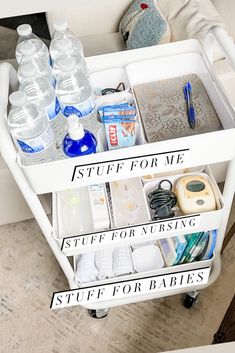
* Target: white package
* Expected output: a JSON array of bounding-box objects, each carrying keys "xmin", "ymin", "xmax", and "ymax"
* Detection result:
[
  {"xmin": 75, "ymin": 252, "xmax": 98, "ymax": 284},
  {"xmin": 113, "ymin": 246, "xmax": 134, "ymax": 276},
  {"xmin": 95, "ymin": 249, "xmax": 113, "ymax": 280},
  {"xmin": 132, "ymin": 245, "xmax": 164, "ymax": 272},
  {"xmin": 88, "ymin": 184, "xmax": 110, "ymax": 231}
]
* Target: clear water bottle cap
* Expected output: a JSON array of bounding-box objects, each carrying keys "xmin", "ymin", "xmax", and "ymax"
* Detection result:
[
  {"xmin": 53, "ymin": 18, "xmax": 68, "ymax": 31},
  {"xmin": 9, "ymin": 91, "xmax": 27, "ymax": 107},
  {"xmin": 20, "ymin": 41, "xmax": 37, "ymax": 56},
  {"xmin": 57, "ymin": 57, "xmax": 76, "ymax": 72},
  {"xmin": 17, "ymin": 24, "xmax": 32, "ymax": 36},
  {"xmin": 20, "ymin": 63, "xmax": 37, "ymax": 78},
  {"xmin": 55, "ymin": 38, "xmax": 72, "ymax": 51},
  {"xmin": 67, "ymin": 115, "xmax": 85, "ymax": 140}
]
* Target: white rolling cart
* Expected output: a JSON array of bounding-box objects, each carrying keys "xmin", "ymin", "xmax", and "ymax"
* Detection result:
[{"xmin": 0, "ymin": 26, "xmax": 235, "ymax": 318}]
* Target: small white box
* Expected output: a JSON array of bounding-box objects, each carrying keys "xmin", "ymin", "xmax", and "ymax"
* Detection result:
[
  {"xmin": 88, "ymin": 184, "xmax": 110, "ymax": 232},
  {"xmin": 132, "ymin": 245, "xmax": 164, "ymax": 272},
  {"xmin": 109, "ymin": 177, "xmax": 151, "ymax": 227}
]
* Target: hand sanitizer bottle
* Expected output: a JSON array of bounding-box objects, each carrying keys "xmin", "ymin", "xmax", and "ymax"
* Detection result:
[{"xmin": 63, "ymin": 115, "xmax": 97, "ymax": 157}]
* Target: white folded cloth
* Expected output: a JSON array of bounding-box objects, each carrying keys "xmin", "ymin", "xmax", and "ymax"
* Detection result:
[
  {"xmin": 95, "ymin": 249, "xmax": 113, "ymax": 280},
  {"xmin": 75, "ymin": 252, "xmax": 98, "ymax": 284},
  {"xmin": 113, "ymin": 246, "xmax": 134, "ymax": 277},
  {"xmin": 75, "ymin": 246, "xmax": 134, "ymax": 283}
]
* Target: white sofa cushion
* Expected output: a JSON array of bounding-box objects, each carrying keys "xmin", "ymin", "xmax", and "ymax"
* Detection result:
[
  {"xmin": 158, "ymin": 0, "xmax": 226, "ymax": 41},
  {"xmin": 46, "ymin": 0, "xmax": 133, "ymax": 37},
  {"xmin": 211, "ymin": 0, "xmax": 235, "ymax": 40},
  {"xmin": 80, "ymin": 33, "xmax": 126, "ymax": 57},
  {"xmin": 0, "ymin": 26, "xmax": 17, "ymax": 60}
]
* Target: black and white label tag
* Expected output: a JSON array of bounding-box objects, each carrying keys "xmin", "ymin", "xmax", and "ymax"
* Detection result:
[
  {"xmin": 50, "ymin": 267, "xmax": 210, "ymax": 309},
  {"xmin": 71, "ymin": 149, "xmax": 189, "ymax": 182},
  {"xmin": 61, "ymin": 215, "xmax": 200, "ymax": 256}
]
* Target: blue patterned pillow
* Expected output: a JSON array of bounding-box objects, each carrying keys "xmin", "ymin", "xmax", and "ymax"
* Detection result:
[{"xmin": 119, "ymin": 0, "xmax": 171, "ymax": 50}]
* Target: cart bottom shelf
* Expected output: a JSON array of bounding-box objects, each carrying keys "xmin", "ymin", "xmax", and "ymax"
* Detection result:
[{"xmin": 51, "ymin": 257, "xmax": 213, "ymax": 310}]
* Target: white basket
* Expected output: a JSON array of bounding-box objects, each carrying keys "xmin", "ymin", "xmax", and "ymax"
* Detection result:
[
  {"xmin": 13, "ymin": 42, "xmax": 235, "ymax": 194},
  {"xmin": 143, "ymin": 166, "xmax": 224, "ymax": 233},
  {"xmin": 109, "ymin": 177, "xmax": 151, "ymax": 228},
  {"xmin": 50, "ymin": 253, "xmax": 213, "ymax": 309},
  {"xmin": 90, "ymin": 67, "xmax": 130, "ymax": 99},
  {"xmin": 53, "ymin": 166, "xmax": 223, "ymax": 256},
  {"xmin": 74, "ymin": 255, "xmax": 213, "ymax": 289}
]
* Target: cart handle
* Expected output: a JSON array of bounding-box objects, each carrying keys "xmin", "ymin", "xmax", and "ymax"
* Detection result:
[
  {"xmin": 204, "ymin": 27, "xmax": 235, "ymax": 253},
  {"xmin": 0, "ymin": 62, "xmax": 18, "ymax": 162},
  {"xmin": 204, "ymin": 26, "xmax": 235, "ymax": 71}
]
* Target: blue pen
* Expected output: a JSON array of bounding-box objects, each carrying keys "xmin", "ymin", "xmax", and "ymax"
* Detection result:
[{"xmin": 183, "ymin": 82, "xmax": 196, "ymax": 129}]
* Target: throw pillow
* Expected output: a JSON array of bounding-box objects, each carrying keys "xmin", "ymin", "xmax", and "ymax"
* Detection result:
[{"xmin": 119, "ymin": 0, "xmax": 171, "ymax": 50}]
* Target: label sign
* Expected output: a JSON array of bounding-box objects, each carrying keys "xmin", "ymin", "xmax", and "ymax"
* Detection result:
[
  {"xmin": 71, "ymin": 149, "xmax": 189, "ymax": 182},
  {"xmin": 61, "ymin": 215, "xmax": 200, "ymax": 256},
  {"xmin": 50, "ymin": 267, "xmax": 210, "ymax": 309}
]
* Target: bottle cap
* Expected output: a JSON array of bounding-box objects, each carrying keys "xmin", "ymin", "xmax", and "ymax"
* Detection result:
[
  {"xmin": 57, "ymin": 57, "xmax": 76, "ymax": 72},
  {"xmin": 20, "ymin": 41, "xmax": 37, "ymax": 56},
  {"xmin": 17, "ymin": 24, "xmax": 32, "ymax": 36},
  {"xmin": 67, "ymin": 115, "xmax": 85, "ymax": 140},
  {"xmin": 53, "ymin": 18, "xmax": 68, "ymax": 31},
  {"xmin": 9, "ymin": 91, "xmax": 27, "ymax": 107},
  {"xmin": 20, "ymin": 63, "xmax": 37, "ymax": 78},
  {"xmin": 55, "ymin": 38, "xmax": 72, "ymax": 51}
]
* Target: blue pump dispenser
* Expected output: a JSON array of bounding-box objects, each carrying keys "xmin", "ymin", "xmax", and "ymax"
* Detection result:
[{"xmin": 63, "ymin": 115, "xmax": 97, "ymax": 157}]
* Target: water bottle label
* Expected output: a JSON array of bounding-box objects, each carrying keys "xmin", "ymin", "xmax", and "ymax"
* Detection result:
[
  {"xmin": 44, "ymin": 98, "xmax": 61, "ymax": 121},
  {"xmin": 17, "ymin": 126, "xmax": 54, "ymax": 154},
  {"xmin": 52, "ymin": 78, "xmax": 56, "ymax": 88},
  {"xmin": 60, "ymin": 95, "xmax": 95, "ymax": 118}
]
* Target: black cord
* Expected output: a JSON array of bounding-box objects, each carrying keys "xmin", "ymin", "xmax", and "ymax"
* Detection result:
[
  {"xmin": 148, "ymin": 181, "xmax": 177, "ymax": 220},
  {"xmin": 101, "ymin": 82, "xmax": 126, "ymax": 95}
]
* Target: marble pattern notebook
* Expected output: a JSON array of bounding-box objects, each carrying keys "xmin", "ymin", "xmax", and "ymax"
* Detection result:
[{"xmin": 133, "ymin": 73, "xmax": 222, "ymax": 143}]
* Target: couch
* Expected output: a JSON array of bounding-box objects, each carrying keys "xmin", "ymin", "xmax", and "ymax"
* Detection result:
[{"xmin": 46, "ymin": 0, "xmax": 235, "ymax": 106}]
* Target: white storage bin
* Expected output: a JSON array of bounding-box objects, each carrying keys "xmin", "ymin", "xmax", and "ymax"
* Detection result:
[
  {"xmin": 143, "ymin": 166, "xmax": 224, "ymax": 235},
  {"xmin": 109, "ymin": 177, "xmax": 151, "ymax": 227},
  {"xmin": 52, "ymin": 188, "xmax": 94, "ymax": 240},
  {"xmin": 74, "ymin": 255, "xmax": 213, "ymax": 287},
  {"xmin": 90, "ymin": 67, "xmax": 130, "ymax": 97},
  {"xmin": 52, "ymin": 184, "xmax": 112, "ymax": 247},
  {"xmin": 141, "ymin": 166, "xmax": 205, "ymax": 184},
  {"xmin": 54, "ymin": 167, "xmax": 223, "ymax": 256},
  {"xmin": 64, "ymin": 253, "xmax": 213, "ymax": 309}
]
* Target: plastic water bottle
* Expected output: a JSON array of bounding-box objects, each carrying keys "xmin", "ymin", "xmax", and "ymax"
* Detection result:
[
  {"xmin": 8, "ymin": 91, "xmax": 57, "ymax": 165},
  {"xmin": 18, "ymin": 42, "xmax": 55, "ymax": 86},
  {"xmin": 63, "ymin": 115, "xmax": 97, "ymax": 158},
  {"xmin": 16, "ymin": 24, "xmax": 50, "ymax": 65},
  {"xmin": 51, "ymin": 38, "xmax": 89, "ymax": 79},
  {"xmin": 19, "ymin": 63, "xmax": 66, "ymax": 156},
  {"xmin": 50, "ymin": 18, "xmax": 84, "ymax": 64},
  {"xmin": 56, "ymin": 58, "xmax": 100, "ymax": 137}
]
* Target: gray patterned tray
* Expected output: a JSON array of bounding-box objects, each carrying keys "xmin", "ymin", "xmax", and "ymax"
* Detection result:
[{"xmin": 133, "ymin": 73, "xmax": 222, "ymax": 143}]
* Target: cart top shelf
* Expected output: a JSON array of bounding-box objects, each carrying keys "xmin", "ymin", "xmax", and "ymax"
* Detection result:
[{"xmin": 0, "ymin": 40, "xmax": 235, "ymax": 194}]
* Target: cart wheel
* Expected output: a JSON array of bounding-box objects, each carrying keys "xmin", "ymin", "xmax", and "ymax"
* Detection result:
[
  {"xmin": 183, "ymin": 291, "xmax": 200, "ymax": 309},
  {"xmin": 88, "ymin": 308, "xmax": 109, "ymax": 319}
]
